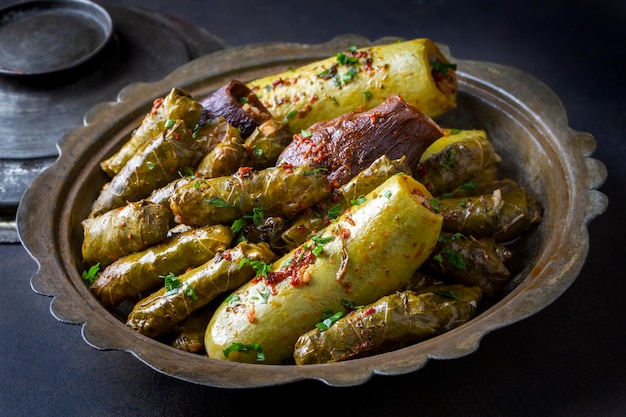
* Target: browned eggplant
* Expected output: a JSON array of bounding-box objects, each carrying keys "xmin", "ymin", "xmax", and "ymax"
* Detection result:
[
  {"xmin": 277, "ymin": 95, "xmax": 443, "ymax": 185},
  {"xmin": 199, "ymin": 80, "xmax": 272, "ymax": 138}
]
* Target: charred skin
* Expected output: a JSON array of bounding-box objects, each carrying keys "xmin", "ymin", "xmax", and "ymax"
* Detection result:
[
  {"xmin": 199, "ymin": 80, "xmax": 272, "ymax": 138},
  {"xmin": 277, "ymin": 95, "xmax": 443, "ymax": 185}
]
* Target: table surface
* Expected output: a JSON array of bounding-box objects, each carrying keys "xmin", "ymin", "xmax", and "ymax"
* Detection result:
[{"xmin": 1, "ymin": 0, "xmax": 624, "ymax": 416}]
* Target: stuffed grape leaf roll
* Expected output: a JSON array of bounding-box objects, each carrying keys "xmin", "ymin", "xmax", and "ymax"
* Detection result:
[
  {"xmin": 81, "ymin": 200, "xmax": 172, "ymax": 268},
  {"xmin": 293, "ymin": 285, "xmax": 482, "ymax": 364},
  {"xmin": 126, "ymin": 241, "xmax": 276, "ymax": 338},
  {"xmin": 90, "ymin": 225, "xmax": 233, "ymax": 307},
  {"xmin": 90, "ymin": 120, "xmax": 199, "ymax": 217},
  {"xmin": 170, "ymin": 163, "xmax": 331, "ymax": 227},
  {"xmin": 100, "ymin": 88, "xmax": 203, "ymax": 177}
]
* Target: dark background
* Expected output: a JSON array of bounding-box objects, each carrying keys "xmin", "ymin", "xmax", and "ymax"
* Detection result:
[{"xmin": 1, "ymin": 0, "xmax": 624, "ymax": 416}]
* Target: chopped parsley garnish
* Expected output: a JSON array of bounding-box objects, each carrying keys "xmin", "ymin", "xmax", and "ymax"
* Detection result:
[
  {"xmin": 223, "ymin": 343, "xmax": 265, "ymax": 362},
  {"xmin": 316, "ymin": 310, "xmax": 344, "ymax": 331},
  {"xmin": 146, "ymin": 161, "xmax": 155, "ymax": 170},
  {"xmin": 432, "ymin": 61, "xmax": 457, "ymax": 76},
  {"xmin": 244, "ymin": 207, "xmax": 264, "ymax": 226},
  {"xmin": 460, "ymin": 181, "xmax": 478, "ymax": 191},
  {"xmin": 164, "ymin": 119, "xmax": 176, "ymax": 129},
  {"xmin": 311, "ymin": 233, "xmax": 335, "ymax": 256},
  {"xmin": 178, "ymin": 166, "xmax": 195, "ymax": 177},
  {"xmin": 257, "ymin": 287, "xmax": 271, "ymax": 304},
  {"xmin": 160, "ymin": 272, "xmax": 182, "ymax": 296},
  {"xmin": 303, "ymin": 167, "xmax": 328, "ymax": 176},
  {"xmin": 239, "ymin": 258, "xmax": 271, "ymax": 278},
  {"xmin": 430, "ymin": 198, "xmax": 440, "ymax": 213},
  {"xmin": 81, "ymin": 263, "xmax": 100, "ymax": 286},
  {"xmin": 184, "ymin": 284, "xmax": 198, "ymax": 301},
  {"xmin": 439, "ymin": 247, "xmax": 467, "ymax": 270},
  {"xmin": 225, "ymin": 294, "xmax": 240, "ymax": 304},
  {"xmin": 364, "ymin": 90, "xmax": 373, "ymax": 100},
  {"xmin": 441, "ymin": 148, "xmax": 456, "ymax": 169},
  {"xmin": 205, "ymin": 197, "xmax": 232, "ymax": 208},
  {"xmin": 231, "ymin": 218, "xmax": 247, "ymax": 233},
  {"xmin": 434, "ymin": 289, "xmax": 460, "ymax": 301},
  {"xmin": 327, "ymin": 204, "xmax": 342, "ymax": 220},
  {"xmin": 336, "ymin": 52, "xmax": 359, "ymax": 65},
  {"xmin": 317, "ymin": 66, "xmax": 338, "ymax": 80},
  {"xmin": 350, "ymin": 195, "xmax": 367, "ymax": 205}
]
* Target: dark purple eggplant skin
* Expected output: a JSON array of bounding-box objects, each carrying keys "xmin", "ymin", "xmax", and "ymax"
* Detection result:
[
  {"xmin": 277, "ymin": 95, "xmax": 443, "ymax": 185},
  {"xmin": 199, "ymin": 80, "xmax": 272, "ymax": 138}
]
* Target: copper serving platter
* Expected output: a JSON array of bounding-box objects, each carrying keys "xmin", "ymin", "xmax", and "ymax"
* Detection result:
[{"xmin": 17, "ymin": 35, "xmax": 608, "ymax": 388}]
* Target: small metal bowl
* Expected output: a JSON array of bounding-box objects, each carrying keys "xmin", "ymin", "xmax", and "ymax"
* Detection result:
[
  {"xmin": 17, "ymin": 35, "xmax": 608, "ymax": 388},
  {"xmin": 0, "ymin": 0, "xmax": 113, "ymax": 76}
]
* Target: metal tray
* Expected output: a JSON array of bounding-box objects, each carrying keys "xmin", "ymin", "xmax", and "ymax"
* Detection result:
[{"xmin": 16, "ymin": 35, "xmax": 608, "ymax": 388}]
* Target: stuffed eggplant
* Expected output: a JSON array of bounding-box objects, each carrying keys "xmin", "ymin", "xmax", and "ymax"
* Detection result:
[
  {"xmin": 199, "ymin": 79, "xmax": 272, "ymax": 138},
  {"xmin": 170, "ymin": 163, "xmax": 331, "ymax": 227},
  {"xmin": 204, "ymin": 174, "xmax": 443, "ymax": 364},
  {"xmin": 293, "ymin": 284, "xmax": 482, "ymax": 364},
  {"xmin": 81, "ymin": 200, "xmax": 172, "ymax": 268},
  {"xmin": 126, "ymin": 241, "xmax": 276, "ymax": 338},
  {"xmin": 90, "ymin": 120, "xmax": 199, "ymax": 217},
  {"xmin": 247, "ymin": 38, "xmax": 457, "ymax": 133},
  {"xmin": 100, "ymin": 88, "xmax": 203, "ymax": 177},
  {"xmin": 277, "ymin": 95, "xmax": 443, "ymax": 185},
  {"xmin": 90, "ymin": 225, "xmax": 233, "ymax": 307}
]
